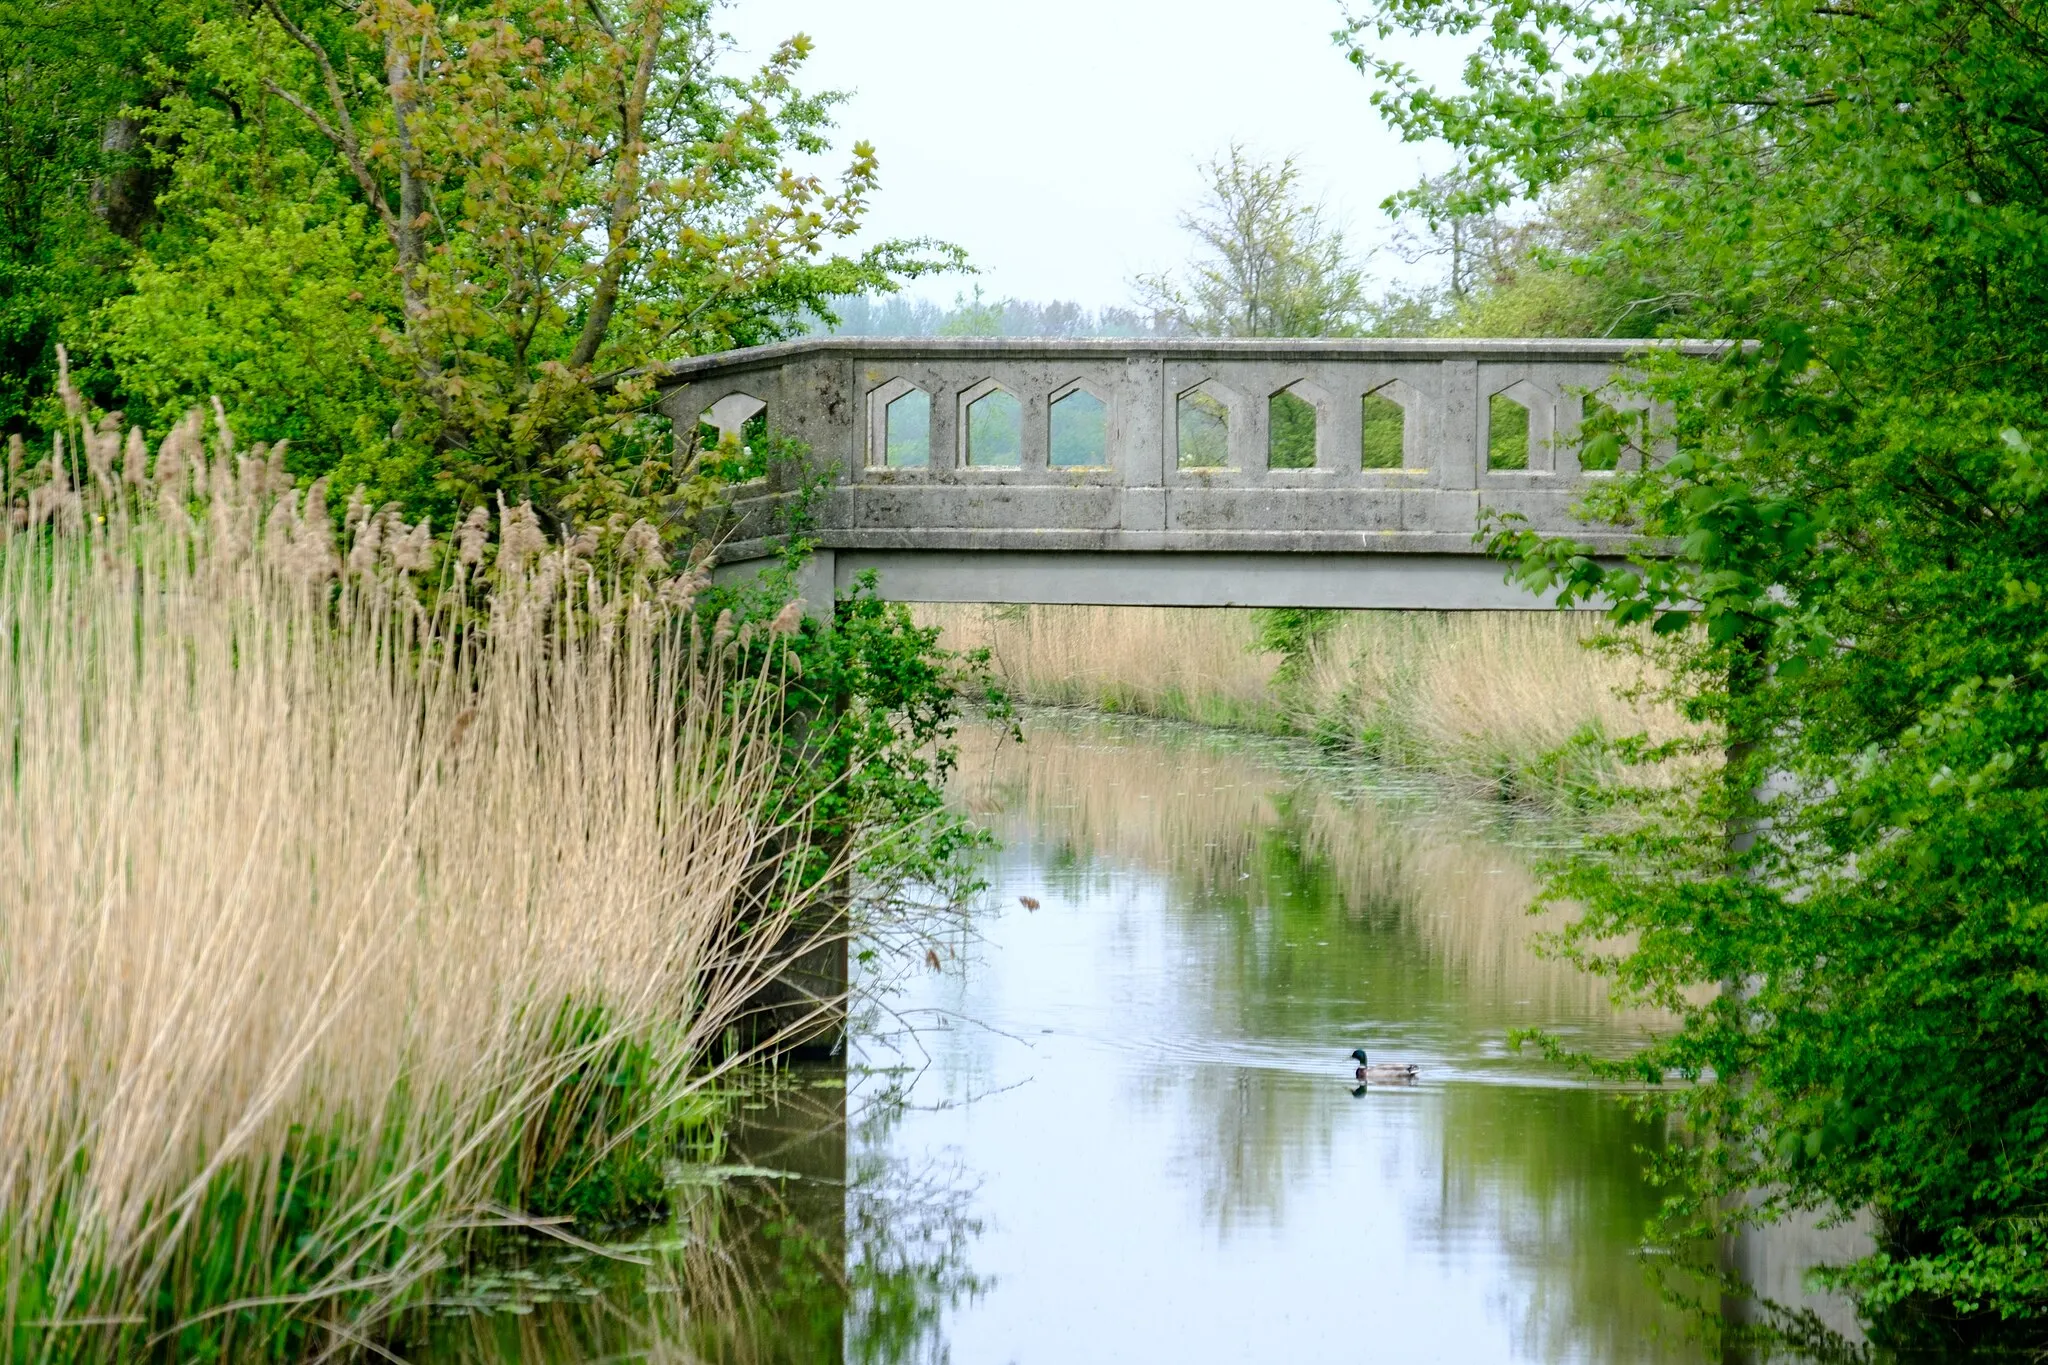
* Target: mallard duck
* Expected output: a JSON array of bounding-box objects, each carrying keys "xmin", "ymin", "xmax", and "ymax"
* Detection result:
[{"xmin": 1351, "ymin": 1048, "xmax": 1419, "ymax": 1083}]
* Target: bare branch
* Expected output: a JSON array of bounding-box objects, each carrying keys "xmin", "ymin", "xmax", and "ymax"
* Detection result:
[
  {"xmin": 580, "ymin": 0, "xmax": 619, "ymax": 42},
  {"xmin": 568, "ymin": 0, "xmax": 671, "ymax": 370},
  {"xmin": 259, "ymin": 80, "xmax": 344, "ymax": 149},
  {"xmin": 259, "ymin": 0, "xmax": 395, "ymax": 232},
  {"xmin": 382, "ymin": 33, "xmax": 426, "ymax": 275}
]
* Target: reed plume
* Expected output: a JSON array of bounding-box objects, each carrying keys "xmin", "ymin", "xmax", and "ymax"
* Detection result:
[
  {"xmin": 922, "ymin": 604, "xmax": 1694, "ymax": 795},
  {"xmin": 0, "ymin": 365, "xmax": 832, "ymax": 1360}
]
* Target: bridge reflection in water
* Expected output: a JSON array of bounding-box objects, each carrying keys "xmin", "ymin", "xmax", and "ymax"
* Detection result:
[{"xmin": 657, "ymin": 338, "xmax": 1679, "ymax": 611}]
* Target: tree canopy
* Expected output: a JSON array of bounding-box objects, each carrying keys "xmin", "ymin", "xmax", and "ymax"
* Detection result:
[
  {"xmin": 6, "ymin": 0, "xmax": 955, "ymax": 525},
  {"xmin": 1343, "ymin": 0, "xmax": 2048, "ymax": 1342},
  {"xmin": 1132, "ymin": 144, "xmax": 1373, "ymax": 338}
]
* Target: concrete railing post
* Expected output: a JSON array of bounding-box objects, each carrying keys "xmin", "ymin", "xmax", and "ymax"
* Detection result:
[{"xmin": 1438, "ymin": 357, "xmax": 1481, "ymax": 492}]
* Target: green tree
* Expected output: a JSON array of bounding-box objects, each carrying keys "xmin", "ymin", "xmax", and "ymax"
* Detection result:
[
  {"xmin": 1135, "ymin": 146, "xmax": 1376, "ymax": 651},
  {"xmin": 1133, "ymin": 144, "xmax": 1370, "ymax": 338},
  {"xmin": 88, "ymin": 0, "xmax": 956, "ymax": 523},
  {"xmin": 1385, "ymin": 171, "xmax": 1514, "ymax": 307},
  {"xmin": 1344, "ymin": 0, "xmax": 2048, "ymax": 1342},
  {"xmin": 1379, "ymin": 172, "xmax": 1686, "ymax": 340},
  {"xmin": 0, "ymin": 0, "xmax": 181, "ymax": 429}
]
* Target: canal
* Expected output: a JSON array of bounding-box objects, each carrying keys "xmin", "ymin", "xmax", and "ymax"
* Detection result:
[{"xmin": 410, "ymin": 709, "xmax": 1868, "ymax": 1363}]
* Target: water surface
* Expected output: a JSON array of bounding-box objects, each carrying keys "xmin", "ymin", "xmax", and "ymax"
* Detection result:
[
  {"xmin": 412, "ymin": 710, "xmax": 1871, "ymax": 1363},
  {"xmin": 855, "ymin": 712, "xmax": 1700, "ymax": 1363}
]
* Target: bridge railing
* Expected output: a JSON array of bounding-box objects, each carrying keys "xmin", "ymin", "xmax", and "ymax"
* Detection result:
[{"xmin": 654, "ymin": 338, "xmax": 1664, "ymax": 562}]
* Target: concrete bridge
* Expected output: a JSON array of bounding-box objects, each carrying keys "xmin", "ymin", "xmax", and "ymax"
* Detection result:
[{"xmin": 655, "ymin": 338, "xmax": 1662, "ymax": 612}]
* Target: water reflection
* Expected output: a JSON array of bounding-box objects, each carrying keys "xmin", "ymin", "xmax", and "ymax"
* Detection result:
[
  {"xmin": 957, "ymin": 716, "xmax": 1656, "ymax": 1032},
  {"xmin": 849, "ymin": 712, "xmax": 1710, "ymax": 1360},
  {"xmin": 844, "ymin": 1082, "xmax": 989, "ymax": 1365},
  {"xmin": 1427, "ymin": 1085, "xmax": 1688, "ymax": 1363},
  {"xmin": 412, "ymin": 709, "xmax": 1880, "ymax": 1363},
  {"xmin": 399, "ymin": 1069, "xmax": 847, "ymax": 1364},
  {"xmin": 402, "ymin": 1066, "xmax": 984, "ymax": 1365}
]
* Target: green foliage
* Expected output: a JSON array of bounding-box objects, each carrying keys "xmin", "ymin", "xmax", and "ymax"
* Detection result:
[
  {"xmin": 1250, "ymin": 607, "xmax": 1338, "ymax": 688},
  {"xmin": 1486, "ymin": 392, "xmax": 1528, "ymax": 469},
  {"xmin": 1134, "ymin": 143, "xmax": 1371, "ymax": 338},
  {"xmin": 1576, "ymin": 397, "xmax": 1627, "ymax": 472},
  {"xmin": 1268, "ymin": 390, "xmax": 1317, "ymax": 469},
  {"xmin": 1445, "ymin": 263, "xmax": 1618, "ymax": 340},
  {"xmin": 22, "ymin": 1118, "xmax": 484, "ymax": 1361},
  {"xmin": 516, "ymin": 1000, "xmax": 715, "ymax": 1227},
  {"xmin": 5, "ymin": 0, "xmax": 960, "ymax": 529},
  {"xmin": 1361, "ymin": 172, "xmax": 1670, "ymax": 340},
  {"xmin": 101, "ymin": 197, "xmax": 402, "ymax": 483},
  {"xmin": 1360, "ymin": 392, "xmax": 1405, "ymax": 467},
  {"xmin": 16, "ymin": 1041, "xmax": 716, "ymax": 1362},
  {"xmin": 1344, "ymin": 0, "xmax": 2048, "ymax": 1336},
  {"xmin": 0, "ymin": 0, "xmax": 180, "ymax": 429},
  {"xmin": 694, "ymin": 415, "xmax": 773, "ymax": 486},
  {"xmin": 711, "ymin": 545, "xmax": 1009, "ymax": 913}
]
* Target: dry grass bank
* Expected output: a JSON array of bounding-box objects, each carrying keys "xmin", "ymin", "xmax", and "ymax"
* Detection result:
[
  {"xmin": 0, "ymin": 396, "xmax": 820, "ymax": 1359},
  {"xmin": 930, "ymin": 605, "xmax": 1289, "ymax": 729},
  {"xmin": 924, "ymin": 604, "xmax": 1695, "ymax": 796}
]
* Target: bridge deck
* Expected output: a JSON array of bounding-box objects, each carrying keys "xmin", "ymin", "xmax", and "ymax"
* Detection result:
[{"xmin": 655, "ymin": 338, "xmax": 1663, "ymax": 610}]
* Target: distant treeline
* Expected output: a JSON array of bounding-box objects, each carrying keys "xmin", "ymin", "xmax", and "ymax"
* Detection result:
[{"xmin": 809, "ymin": 292, "xmax": 1174, "ymax": 339}]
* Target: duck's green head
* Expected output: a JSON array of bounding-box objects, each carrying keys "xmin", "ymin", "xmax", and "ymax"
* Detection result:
[{"xmin": 1350, "ymin": 1048, "xmax": 1370, "ymax": 1065}]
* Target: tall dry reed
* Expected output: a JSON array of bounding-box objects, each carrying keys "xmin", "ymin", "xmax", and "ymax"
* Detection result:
[
  {"xmin": 923, "ymin": 604, "xmax": 1694, "ymax": 794},
  {"xmin": 927, "ymin": 604, "xmax": 1287, "ymax": 730},
  {"xmin": 1296, "ymin": 611, "xmax": 1691, "ymax": 781},
  {"xmin": 0, "ymin": 374, "xmax": 823, "ymax": 1360}
]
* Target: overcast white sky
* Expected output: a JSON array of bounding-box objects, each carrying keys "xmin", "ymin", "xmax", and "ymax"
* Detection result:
[{"xmin": 717, "ymin": 0, "xmax": 1466, "ymax": 311}]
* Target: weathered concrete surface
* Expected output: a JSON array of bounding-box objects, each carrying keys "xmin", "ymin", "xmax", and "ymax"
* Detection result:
[
  {"xmin": 717, "ymin": 547, "xmax": 1613, "ymax": 611},
  {"xmin": 661, "ymin": 338, "xmax": 1671, "ymax": 611}
]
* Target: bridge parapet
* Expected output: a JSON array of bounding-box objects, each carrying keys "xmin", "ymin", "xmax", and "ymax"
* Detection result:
[{"xmin": 653, "ymin": 338, "xmax": 1664, "ymax": 610}]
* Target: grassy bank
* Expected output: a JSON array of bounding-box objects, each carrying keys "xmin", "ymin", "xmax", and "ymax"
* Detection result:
[
  {"xmin": 0, "ymin": 409, "xmax": 824, "ymax": 1360},
  {"xmin": 921, "ymin": 604, "xmax": 1694, "ymax": 799}
]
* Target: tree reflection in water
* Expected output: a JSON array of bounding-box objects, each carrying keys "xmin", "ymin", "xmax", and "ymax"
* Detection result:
[
  {"xmin": 407, "ymin": 710, "xmax": 1882, "ymax": 1364},
  {"xmin": 915, "ymin": 710, "xmax": 1871, "ymax": 1363},
  {"xmin": 401, "ymin": 1062, "xmax": 984, "ymax": 1364}
]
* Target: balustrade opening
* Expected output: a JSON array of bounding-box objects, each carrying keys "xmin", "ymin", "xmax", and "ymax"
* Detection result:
[
  {"xmin": 1050, "ymin": 389, "xmax": 1107, "ymax": 467},
  {"xmin": 886, "ymin": 389, "xmax": 931, "ymax": 468},
  {"xmin": 1578, "ymin": 395, "xmax": 1627, "ymax": 471},
  {"xmin": 1361, "ymin": 390, "xmax": 1405, "ymax": 469},
  {"xmin": 966, "ymin": 389, "xmax": 1022, "ymax": 467},
  {"xmin": 1488, "ymin": 391, "xmax": 1530, "ymax": 470},
  {"xmin": 1177, "ymin": 388, "xmax": 1230, "ymax": 469},
  {"xmin": 699, "ymin": 393, "xmax": 767, "ymax": 452},
  {"xmin": 1268, "ymin": 390, "xmax": 1317, "ymax": 470}
]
